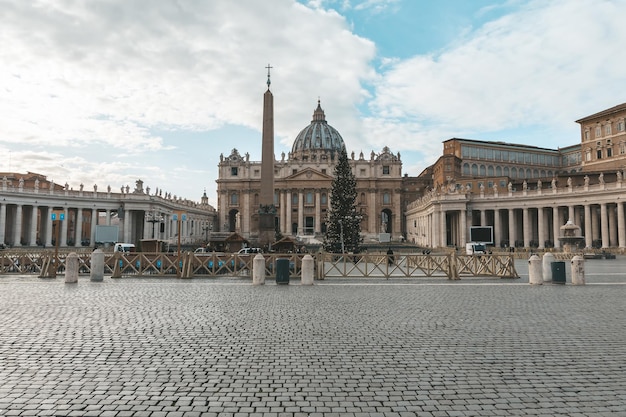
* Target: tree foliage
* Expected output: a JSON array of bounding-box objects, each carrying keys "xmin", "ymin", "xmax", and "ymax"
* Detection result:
[{"xmin": 323, "ymin": 148, "xmax": 362, "ymax": 253}]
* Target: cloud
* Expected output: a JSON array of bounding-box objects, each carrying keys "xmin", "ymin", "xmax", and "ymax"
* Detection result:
[{"xmin": 368, "ymin": 0, "xmax": 626, "ymax": 151}]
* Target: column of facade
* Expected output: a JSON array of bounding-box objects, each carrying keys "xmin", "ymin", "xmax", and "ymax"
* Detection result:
[
  {"xmin": 600, "ymin": 203, "xmax": 609, "ymax": 248},
  {"xmin": 45, "ymin": 208, "xmax": 53, "ymax": 247},
  {"xmin": 552, "ymin": 206, "xmax": 561, "ymax": 249},
  {"xmin": 0, "ymin": 203, "xmax": 5, "ymax": 245},
  {"xmin": 75, "ymin": 208, "xmax": 83, "ymax": 245},
  {"xmin": 522, "ymin": 207, "xmax": 530, "ymax": 248},
  {"xmin": 537, "ymin": 207, "xmax": 545, "ymax": 249},
  {"xmin": 369, "ymin": 190, "xmax": 377, "ymax": 235},
  {"xmin": 617, "ymin": 202, "xmax": 625, "ymax": 248},
  {"xmin": 90, "ymin": 209, "xmax": 97, "ymax": 245},
  {"xmin": 279, "ymin": 190, "xmax": 286, "ymax": 233},
  {"xmin": 480, "ymin": 210, "xmax": 486, "ymax": 226},
  {"xmin": 30, "ymin": 206, "xmax": 39, "ymax": 246},
  {"xmin": 493, "ymin": 209, "xmax": 500, "ymax": 247},
  {"xmin": 591, "ymin": 205, "xmax": 599, "ymax": 243},
  {"xmin": 608, "ymin": 204, "xmax": 617, "ymax": 247},
  {"xmin": 123, "ymin": 210, "xmax": 131, "ymax": 243},
  {"xmin": 14, "ymin": 204, "xmax": 23, "ymax": 246},
  {"xmin": 315, "ymin": 190, "xmax": 321, "ymax": 234},
  {"xmin": 105, "ymin": 209, "xmax": 111, "ymax": 225},
  {"xmin": 394, "ymin": 192, "xmax": 402, "ymax": 238},
  {"xmin": 440, "ymin": 209, "xmax": 447, "ymax": 247},
  {"xmin": 298, "ymin": 190, "xmax": 304, "ymax": 235},
  {"xmin": 508, "ymin": 208, "xmax": 516, "ymax": 247},
  {"xmin": 584, "ymin": 204, "xmax": 593, "ymax": 249},
  {"xmin": 460, "ymin": 208, "xmax": 467, "ymax": 246},
  {"xmin": 242, "ymin": 191, "xmax": 250, "ymax": 235},
  {"xmin": 286, "ymin": 190, "xmax": 292, "ymax": 234},
  {"xmin": 568, "ymin": 205, "xmax": 575, "ymax": 222},
  {"xmin": 60, "ymin": 208, "xmax": 68, "ymax": 246}
]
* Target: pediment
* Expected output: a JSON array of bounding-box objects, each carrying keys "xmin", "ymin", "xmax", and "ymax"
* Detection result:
[{"xmin": 285, "ymin": 167, "xmax": 333, "ymax": 181}]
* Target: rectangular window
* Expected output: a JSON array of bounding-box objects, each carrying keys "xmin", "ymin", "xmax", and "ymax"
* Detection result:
[
  {"xmin": 597, "ymin": 149, "xmax": 602, "ymax": 159},
  {"xmin": 606, "ymin": 124, "xmax": 612, "ymax": 135},
  {"xmin": 231, "ymin": 167, "xmax": 238, "ymax": 176},
  {"xmin": 306, "ymin": 192, "xmax": 314, "ymax": 204},
  {"xmin": 230, "ymin": 193, "xmax": 238, "ymax": 205},
  {"xmin": 618, "ymin": 121, "xmax": 625, "ymax": 132},
  {"xmin": 292, "ymin": 194, "xmax": 298, "ymax": 204},
  {"xmin": 321, "ymin": 169, "xmax": 327, "ymax": 175},
  {"xmin": 382, "ymin": 166, "xmax": 390, "ymax": 175},
  {"xmin": 383, "ymin": 193, "xmax": 391, "ymax": 204},
  {"xmin": 607, "ymin": 147, "xmax": 613, "ymax": 157},
  {"xmin": 360, "ymin": 169, "xmax": 366, "ymax": 176},
  {"xmin": 292, "ymin": 169, "xmax": 298, "ymax": 175},
  {"xmin": 254, "ymin": 169, "xmax": 260, "ymax": 176},
  {"xmin": 585, "ymin": 131, "xmax": 590, "ymax": 140},
  {"xmin": 596, "ymin": 126, "xmax": 602, "ymax": 137}
]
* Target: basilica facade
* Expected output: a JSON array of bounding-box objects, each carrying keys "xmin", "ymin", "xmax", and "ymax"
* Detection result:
[{"xmin": 216, "ymin": 101, "xmax": 404, "ymax": 244}]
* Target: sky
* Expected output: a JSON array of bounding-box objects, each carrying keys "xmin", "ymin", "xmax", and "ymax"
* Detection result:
[{"xmin": 1, "ymin": 0, "xmax": 625, "ymax": 206}]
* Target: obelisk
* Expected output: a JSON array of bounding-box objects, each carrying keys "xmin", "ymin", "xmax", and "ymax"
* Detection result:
[{"xmin": 258, "ymin": 64, "xmax": 276, "ymax": 247}]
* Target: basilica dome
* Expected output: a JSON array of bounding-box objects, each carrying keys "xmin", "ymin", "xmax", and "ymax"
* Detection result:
[{"xmin": 291, "ymin": 101, "xmax": 345, "ymax": 155}]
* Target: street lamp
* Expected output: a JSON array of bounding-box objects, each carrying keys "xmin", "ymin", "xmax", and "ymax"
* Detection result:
[
  {"xmin": 202, "ymin": 223, "xmax": 213, "ymax": 243},
  {"xmin": 146, "ymin": 210, "xmax": 163, "ymax": 239}
]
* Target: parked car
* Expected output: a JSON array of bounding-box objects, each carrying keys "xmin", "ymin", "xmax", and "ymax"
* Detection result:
[{"xmin": 237, "ymin": 247, "xmax": 263, "ymax": 255}]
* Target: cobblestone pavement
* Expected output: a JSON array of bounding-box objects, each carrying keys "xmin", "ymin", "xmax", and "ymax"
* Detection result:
[{"xmin": 1, "ymin": 260, "xmax": 626, "ymax": 416}]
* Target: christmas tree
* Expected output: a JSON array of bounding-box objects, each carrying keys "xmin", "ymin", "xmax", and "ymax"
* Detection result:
[{"xmin": 323, "ymin": 148, "xmax": 362, "ymax": 253}]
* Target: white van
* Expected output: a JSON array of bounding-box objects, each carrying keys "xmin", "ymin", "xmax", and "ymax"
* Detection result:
[
  {"xmin": 237, "ymin": 247, "xmax": 262, "ymax": 255},
  {"xmin": 465, "ymin": 242, "xmax": 486, "ymax": 255},
  {"xmin": 114, "ymin": 243, "xmax": 136, "ymax": 253}
]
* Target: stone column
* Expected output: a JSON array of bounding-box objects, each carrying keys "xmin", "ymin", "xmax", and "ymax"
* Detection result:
[
  {"xmin": 286, "ymin": 190, "xmax": 292, "ymax": 234},
  {"xmin": 30, "ymin": 206, "xmax": 39, "ymax": 246},
  {"xmin": 242, "ymin": 190, "xmax": 250, "ymax": 235},
  {"xmin": 568, "ymin": 205, "xmax": 575, "ymax": 222},
  {"xmin": 537, "ymin": 207, "xmax": 545, "ymax": 249},
  {"xmin": 440, "ymin": 209, "xmax": 447, "ymax": 247},
  {"xmin": 75, "ymin": 208, "xmax": 83, "ymax": 246},
  {"xmin": 600, "ymin": 203, "xmax": 609, "ymax": 249},
  {"xmin": 45, "ymin": 208, "xmax": 53, "ymax": 247},
  {"xmin": 493, "ymin": 209, "xmax": 500, "ymax": 248},
  {"xmin": 123, "ymin": 210, "xmax": 131, "ymax": 243},
  {"xmin": 298, "ymin": 189, "xmax": 304, "ymax": 235},
  {"xmin": 60, "ymin": 208, "xmax": 68, "ymax": 247},
  {"xmin": 315, "ymin": 190, "xmax": 321, "ymax": 234},
  {"xmin": 460, "ymin": 208, "xmax": 467, "ymax": 247},
  {"xmin": 0, "ymin": 203, "xmax": 5, "ymax": 244},
  {"xmin": 608, "ymin": 204, "xmax": 617, "ymax": 247},
  {"xmin": 591, "ymin": 205, "xmax": 599, "ymax": 242},
  {"xmin": 369, "ymin": 189, "xmax": 377, "ymax": 235},
  {"xmin": 584, "ymin": 204, "xmax": 593, "ymax": 249},
  {"xmin": 553, "ymin": 206, "xmax": 561, "ymax": 249},
  {"xmin": 508, "ymin": 208, "xmax": 516, "ymax": 248},
  {"xmin": 618, "ymin": 201, "xmax": 626, "ymax": 249},
  {"xmin": 90, "ymin": 209, "xmax": 97, "ymax": 246},
  {"xmin": 14, "ymin": 204, "xmax": 23, "ymax": 246},
  {"xmin": 522, "ymin": 207, "xmax": 530, "ymax": 248},
  {"xmin": 480, "ymin": 210, "xmax": 486, "ymax": 226},
  {"xmin": 279, "ymin": 190, "xmax": 286, "ymax": 233}
]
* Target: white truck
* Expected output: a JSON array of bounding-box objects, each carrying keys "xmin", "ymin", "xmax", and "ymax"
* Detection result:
[{"xmin": 465, "ymin": 242, "xmax": 487, "ymax": 255}]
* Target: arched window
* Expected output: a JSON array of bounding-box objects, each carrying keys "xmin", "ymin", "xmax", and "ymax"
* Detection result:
[
  {"xmin": 487, "ymin": 166, "xmax": 494, "ymax": 176},
  {"xmin": 479, "ymin": 165, "xmax": 486, "ymax": 176},
  {"xmin": 471, "ymin": 164, "xmax": 478, "ymax": 176},
  {"xmin": 321, "ymin": 193, "xmax": 327, "ymax": 205},
  {"xmin": 230, "ymin": 193, "xmax": 239, "ymax": 205},
  {"xmin": 496, "ymin": 166, "xmax": 502, "ymax": 176},
  {"xmin": 503, "ymin": 166, "xmax": 509, "ymax": 177},
  {"xmin": 463, "ymin": 163, "xmax": 470, "ymax": 175},
  {"xmin": 511, "ymin": 167, "xmax": 517, "ymax": 178}
]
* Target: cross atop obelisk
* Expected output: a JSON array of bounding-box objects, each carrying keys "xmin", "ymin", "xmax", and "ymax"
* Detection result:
[{"xmin": 265, "ymin": 64, "xmax": 273, "ymax": 89}]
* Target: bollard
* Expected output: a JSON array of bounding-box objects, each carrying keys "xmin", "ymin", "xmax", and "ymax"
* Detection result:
[
  {"xmin": 571, "ymin": 255, "xmax": 585, "ymax": 285},
  {"xmin": 528, "ymin": 254, "xmax": 542, "ymax": 285},
  {"xmin": 90, "ymin": 249, "xmax": 105, "ymax": 282},
  {"xmin": 252, "ymin": 254, "xmax": 265, "ymax": 285},
  {"xmin": 65, "ymin": 252, "xmax": 79, "ymax": 284},
  {"xmin": 542, "ymin": 253, "xmax": 555, "ymax": 282},
  {"xmin": 301, "ymin": 255, "xmax": 314, "ymax": 285}
]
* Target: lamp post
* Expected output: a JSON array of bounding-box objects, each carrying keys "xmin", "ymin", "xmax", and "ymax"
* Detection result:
[{"xmin": 202, "ymin": 223, "xmax": 213, "ymax": 243}]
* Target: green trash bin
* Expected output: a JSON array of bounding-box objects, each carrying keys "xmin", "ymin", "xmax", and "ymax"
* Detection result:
[
  {"xmin": 276, "ymin": 258, "xmax": 290, "ymax": 285},
  {"xmin": 551, "ymin": 261, "xmax": 566, "ymax": 284}
]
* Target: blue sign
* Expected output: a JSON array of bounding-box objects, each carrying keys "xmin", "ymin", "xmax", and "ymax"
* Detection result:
[
  {"xmin": 51, "ymin": 213, "xmax": 56, "ymax": 220},
  {"xmin": 182, "ymin": 214, "xmax": 187, "ymax": 221},
  {"xmin": 60, "ymin": 213, "xmax": 65, "ymax": 221},
  {"xmin": 172, "ymin": 214, "xmax": 178, "ymax": 221}
]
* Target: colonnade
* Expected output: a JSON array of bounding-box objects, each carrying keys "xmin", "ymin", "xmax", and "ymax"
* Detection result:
[
  {"xmin": 406, "ymin": 179, "xmax": 626, "ymax": 251},
  {"xmin": 1, "ymin": 187, "xmax": 216, "ymax": 248}
]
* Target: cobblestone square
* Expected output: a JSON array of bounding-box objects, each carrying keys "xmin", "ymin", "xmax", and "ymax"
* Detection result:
[{"xmin": 1, "ymin": 260, "xmax": 625, "ymax": 416}]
